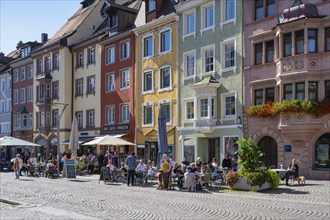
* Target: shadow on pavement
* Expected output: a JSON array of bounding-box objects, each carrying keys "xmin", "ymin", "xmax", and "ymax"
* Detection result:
[
  {"xmin": 262, "ymin": 188, "xmax": 310, "ymax": 195},
  {"xmin": 18, "ymin": 179, "xmax": 34, "ymax": 181}
]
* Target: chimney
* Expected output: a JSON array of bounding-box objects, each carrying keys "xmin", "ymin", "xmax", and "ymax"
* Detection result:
[
  {"xmin": 17, "ymin": 41, "xmax": 23, "ymax": 48},
  {"xmin": 0, "ymin": 52, "xmax": 4, "ymax": 57},
  {"xmin": 41, "ymin": 33, "xmax": 48, "ymax": 44}
]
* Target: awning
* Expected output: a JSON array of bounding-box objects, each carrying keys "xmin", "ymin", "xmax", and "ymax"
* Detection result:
[
  {"xmin": 61, "ymin": 137, "xmax": 95, "ymax": 145},
  {"xmin": 97, "ymin": 133, "xmax": 128, "ymax": 138}
]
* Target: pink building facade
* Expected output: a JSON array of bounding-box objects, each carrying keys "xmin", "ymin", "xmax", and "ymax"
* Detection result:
[{"xmin": 243, "ymin": 0, "xmax": 330, "ymax": 180}]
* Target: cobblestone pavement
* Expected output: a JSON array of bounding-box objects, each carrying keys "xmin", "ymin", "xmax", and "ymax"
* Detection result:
[{"xmin": 0, "ymin": 172, "xmax": 329, "ymax": 220}]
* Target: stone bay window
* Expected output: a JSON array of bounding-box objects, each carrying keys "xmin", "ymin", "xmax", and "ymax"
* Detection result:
[{"xmin": 191, "ymin": 76, "xmax": 220, "ymax": 133}]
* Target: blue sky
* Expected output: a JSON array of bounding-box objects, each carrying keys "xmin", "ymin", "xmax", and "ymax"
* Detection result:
[{"xmin": 0, "ymin": 0, "xmax": 82, "ymax": 55}]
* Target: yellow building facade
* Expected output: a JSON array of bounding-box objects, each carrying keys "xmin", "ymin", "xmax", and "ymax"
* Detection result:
[{"xmin": 134, "ymin": 13, "xmax": 178, "ymax": 161}]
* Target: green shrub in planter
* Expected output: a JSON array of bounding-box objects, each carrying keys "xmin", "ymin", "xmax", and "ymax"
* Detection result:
[
  {"xmin": 76, "ymin": 161, "xmax": 85, "ymax": 172},
  {"xmin": 265, "ymin": 169, "xmax": 280, "ymax": 189},
  {"xmin": 246, "ymin": 172, "xmax": 266, "ymax": 187}
]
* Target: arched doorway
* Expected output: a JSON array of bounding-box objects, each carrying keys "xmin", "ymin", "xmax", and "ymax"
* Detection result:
[
  {"xmin": 314, "ymin": 133, "xmax": 330, "ymax": 169},
  {"xmin": 258, "ymin": 136, "xmax": 278, "ymax": 167}
]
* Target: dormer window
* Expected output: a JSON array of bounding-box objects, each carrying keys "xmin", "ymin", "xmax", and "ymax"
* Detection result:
[
  {"xmin": 21, "ymin": 47, "xmax": 31, "ymax": 58},
  {"xmin": 147, "ymin": 0, "xmax": 156, "ymax": 12},
  {"xmin": 110, "ymin": 13, "xmax": 118, "ymax": 28}
]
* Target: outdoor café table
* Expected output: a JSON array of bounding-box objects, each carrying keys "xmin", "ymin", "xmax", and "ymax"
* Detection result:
[{"xmin": 270, "ymin": 168, "xmax": 287, "ymax": 179}]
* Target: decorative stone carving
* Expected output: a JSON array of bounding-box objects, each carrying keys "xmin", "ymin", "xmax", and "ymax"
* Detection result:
[
  {"xmin": 282, "ymin": 62, "xmax": 292, "ymax": 71},
  {"xmin": 294, "ymin": 60, "xmax": 304, "ymax": 69},
  {"xmin": 309, "ymin": 59, "xmax": 318, "ymax": 69}
]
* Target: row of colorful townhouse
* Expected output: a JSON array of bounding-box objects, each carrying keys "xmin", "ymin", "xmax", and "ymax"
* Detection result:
[{"xmin": 0, "ymin": 0, "xmax": 329, "ymax": 179}]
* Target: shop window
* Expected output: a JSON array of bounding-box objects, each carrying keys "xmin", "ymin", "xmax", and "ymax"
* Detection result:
[{"xmin": 314, "ymin": 133, "xmax": 330, "ymax": 169}]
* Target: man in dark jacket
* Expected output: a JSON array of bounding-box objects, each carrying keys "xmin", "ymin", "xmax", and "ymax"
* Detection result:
[
  {"xmin": 125, "ymin": 152, "xmax": 137, "ymax": 186},
  {"xmin": 97, "ymin": 150, "xmax": 105, "ymax": 174},
  {"xmin": 222, "ymin": 154, "xmax": 232, "ymax": 169}
]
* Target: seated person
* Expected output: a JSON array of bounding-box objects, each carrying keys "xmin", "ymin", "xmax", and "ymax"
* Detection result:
[
  {"xmin": 195, "ymin": 157, "xmax": 202, "ymax": 171},
  {"xmin": 174, "ymin": 164, "xmax": 184, "ymax": 189},
  {"xmin": 211, "ymin": 158, "xmax": 218, "ymax": 169},
  {"xmin": 281, "ymin": 159, "xmax": 299, "ymax": 186},
  {"xmin": 117, "ymin": 162, "xmax": 128, "ymax": 176},
  {"xmin": 45, "ymin": 160, "xmax": 55, "ymax": 178},
  {"xmin": 136, "ymin": 159, "xmax": 147, "ymax": 185},
  {"xmin": 144, "ymin": 161, "xmax": 158, "ymax": 183},
  {"xmin": 190, "ymin": 163, "xmax": 197, "ymax": 173},
  {"xmin": 106, "ymin": 161, "xmax": 117, "ymax": 181},
  {"xmin": 182, "ymin": 157, "xmax": 190, "ymax": 166},
  {"xmin": 184, "ymin": 167, "xmax": 196, "ymax": 191}
]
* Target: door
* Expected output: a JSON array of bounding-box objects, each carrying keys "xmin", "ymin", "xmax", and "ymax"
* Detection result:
[{"xmin": 258, "ymin": 136, "xmax": 278, "ymax": 167}]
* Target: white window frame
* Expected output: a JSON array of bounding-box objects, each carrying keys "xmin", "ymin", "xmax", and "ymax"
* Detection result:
[
  {"xmin": 0, "ymin": 79, "xmax": 5, "ymax": 92},
  {"xmin": 142, "ymin": 102, "xmax": 154, "ymax": 127},
  {"xmin": 200, "ymin": 1, "xmax": 215, "ymax": 34},
  {"xmin": 142, "ymin": 33, "xmax": 154, "ymax": 59},
  {"xmin": 220, "ymin": 0, "xmax": 237, "ymax": 29},
  {"xmin": 120, "ymin": 103, "xmax": 130, "ymax": 123},
  {"xmin": 89, "ymin": 48, "xmax": 95, "ymax": 63},
  {"xmin": 182, "ymin": 9, "xmax": 196, "ymax": 39},
  {"xmin": 41, "ymin": 112, "xmax": 45, "ymax": 126},
  {"xmin": 20, "ymin": 88, "xmax": 26, "ymax": 103},
  {"xmin": 105, "ymin": 105, "xmax": 115, "ymax": 125},
  {"xmin": 120, "ymin": 40, "xmax": 130, "ymax": 60},
  {"xmin": 221, "ymin": 91, "xmax": 237, "ymax": 119},
  {"xmin": 88, "ymin": 110, "xmax": 95, "ymax": 127},
  {"xmin": 142, "ymin": 70, "xmax": 154, "ymax": 94},
  {"xmin": 158, "ymin": 26, "xmax": 172, "ymax": 55},
  {"xmin": 201, "ymin": 44, "xmax": 215, "ymax": 76},
  {"xmin": 14, "ymin": 69, "xmax": 18, "ymax": 82},
  {"xmin": 77, "ymin": 112, "xmax": 83, "ymax": 128},
  {"xmin": 77, "ymin": 52, "xmax": 84, "ymax": 67},
  {"xmin": 87, "ymin": 76, "xmax": 95, "ymax": 94},
  {"xmin": 45, "ymin": 57, "xmax": 51, "ymax": 72},
  {"xmin": 7, "ymin": 78, "xmax": 11, "ymax": 90},
  {"xmin": 46, "ymin": 111, "xmax": 50, "ymax": 126},
  {"xmin": 13, "ymin": 90, "xmax": 19, "ymax": 104},
  {"xmin": 183, "ymin": 50, "xmax": 196, "ymax": 79},
  {"xmin": 105, "ymin": 72, "xmax": 115, "ymax": 92},
  {"xmin": 77, "ymin": 80, "xmax": 83, "ymax": 96},
  {"xmin": 53, "ymin": 82, "xmax": 59, "ymax": 99},
  {"xmin": 20, "ymin": 67, "xmax": 26, "ymax": 81},
  {"xmin": 159, "ymin": 100, "xmax": 172, "ymax": 125},
  {"xmin": 27, "ymin": 86, "xmax": 33, "ymax": 102},
  {"xmin": 221, "ymin": 37, "xmax": 237, "ymax": 73},
  {"xmin": 27, "ymin": 65, "xmax": 33, "ymax": 79},
  {"xmin": 0, "ymin": 100, "xmax": 4, "ymax": 113},
  {"xmin": 53, "ymin": 53, "xmax": 59, "ymax": 69},
  {"xmin": 106, "ymin": 45, "xmax": 115, "ymax": 65},
  {"xmin": 158, "ymin": 65, "xmax": 172, "ymax": 92},
  {"xmin": 183, "ymin": 98, "xmax": 195, "ymax": 122},
  {"xmin": 120, "ymin": 68, "xmax": 130, "ymax": 89}
]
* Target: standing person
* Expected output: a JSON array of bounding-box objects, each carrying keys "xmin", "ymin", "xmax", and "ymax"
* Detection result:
[
  {"xmin": 97, "ymin": 150, "xmax": 105, "ymax": 175},
  {"xmin": 125, "ymin": 152, "xmax": 137, "ymax": 186},
  {"xmin": 11, "ymin": 154, "xmax": 23, "ymax": 179},
  {"xmin": 160, "ymin": 155, "xmax": 172, "ymax": 190},
  {"xmin": 21, "ymin": 153, "xmax": 29, "ymax": 176},
  {"xmin": 222, "ymin": 154, "xmax": 232, "ymax": 169},
  {"xmin": 182, "ymin": 157, "xmax": 190, "ymax": 166}
]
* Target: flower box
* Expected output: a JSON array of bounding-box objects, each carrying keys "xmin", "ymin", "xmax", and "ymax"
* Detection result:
[{"xmin": 231, "ymin": 176, "xmax": 271, "ymax": 191}]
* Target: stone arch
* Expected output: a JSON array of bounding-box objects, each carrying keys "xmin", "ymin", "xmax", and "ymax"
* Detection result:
[
  {"xmin": 251, "ymin": 127, "xmax": 285, "ymax": 167},
  {"xmin": 309, "ymin": 120, "xmax": 330, "ymax": 170}
]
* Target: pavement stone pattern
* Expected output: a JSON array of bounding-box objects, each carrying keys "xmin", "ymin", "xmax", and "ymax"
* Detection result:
[{"xmin": 0, "ymin": 172, "xmax": 329, "ymax": 220}]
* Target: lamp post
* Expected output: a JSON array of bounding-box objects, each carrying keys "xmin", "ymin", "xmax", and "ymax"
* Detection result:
[{"xmin": 53, "ymin": 103, "xmax": 68, "ymax": 161}]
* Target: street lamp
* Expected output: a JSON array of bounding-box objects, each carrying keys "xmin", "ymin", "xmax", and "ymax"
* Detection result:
[{"xmin": 53, "ymin": 103, "xmax": 68, "ymax": 161}]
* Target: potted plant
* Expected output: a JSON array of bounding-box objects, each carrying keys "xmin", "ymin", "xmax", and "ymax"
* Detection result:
[
  {"xmin": 227, "ymin": 137, "xmax": 279, "ymax": 191},
  {"xmin": 75, "ymin": 160, "xmax": 85, "ymax": 175}
]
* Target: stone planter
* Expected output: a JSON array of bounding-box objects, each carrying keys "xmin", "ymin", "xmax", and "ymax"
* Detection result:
[{"xmin": 231, "ymin": 176, "xmax": 271, "ymax": 191}]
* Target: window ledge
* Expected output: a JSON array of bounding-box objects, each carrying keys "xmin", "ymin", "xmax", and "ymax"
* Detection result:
[
  {"xmin": 202, "ymin": 71, "xmax": 215, "ymax": 77},
  {"xmin": 105, "ymin": 90, "xmax": 115, "ymax": 93},
  {"xmin": 221, "ymin": 66, "xmax": 237, "ymax": 74},
  {"xmin": 158, "ymin": 50, "xmax": 172, "ymax": 56},
  {"xmin": 219, "ymin": 18, "xmax": 237, "ymax": 29},
  {"xmin": 106, "ymin": 62, "xmax": 115, "ymax": 66},
  {"xmin": 142, "ymin": 90, "xmax": 154, "ymax": 95},
  {"xmin": 184, "ymin": 119, "xmax": 194, "ymax": 124},
  {"xmin": 182, "ymin": 32, "xmax": 196, "ymax": 41},
  {"xmin": 120, "ymin": 57, "xmax": 130, "ymax": 61},
  {"xmin": 158, "ymin": 87, "xmax": 173, "ymax": 93},
  {"xmin": 120, "ymin": 86, "xmax": 130, "ymax": 91},
  {"xmin": 142, "ymin": 55, "xmax": 154, "ymax": 61},
  {"xmin": 142, "ymin": 124, "xmax": 153, "ymax": 128},
  {"xmin": 184, "ymin": 76, "xmax": 195, "ymax": 81},
  {"xmin": 200, "ymin": 26, "xmax": 215, "ymax": 35}
]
